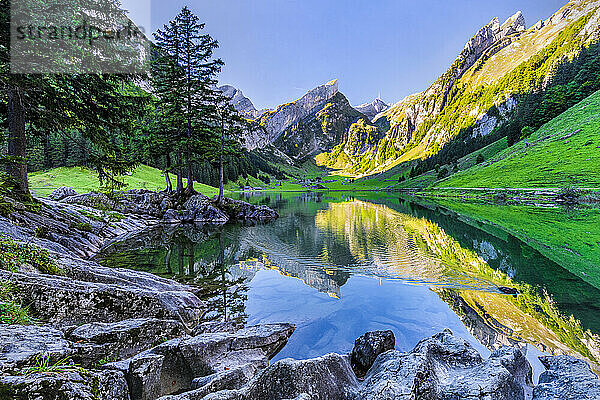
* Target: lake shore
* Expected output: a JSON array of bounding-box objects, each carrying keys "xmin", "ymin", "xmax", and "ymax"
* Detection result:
[{"xmin": 1, "ymin": 189, "xmax": 599, "ymax": 399}]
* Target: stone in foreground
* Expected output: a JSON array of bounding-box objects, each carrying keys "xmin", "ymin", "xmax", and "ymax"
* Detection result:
[
  {"xmin": 0, "ymin": 325, "xmax": 73, "ymax": 374},
  {"xmin": 350, "ymin": 330, "xmax": 395, "ymax": 378},
  {"xmin": 66, "ymin": 318, "xmax": 186, "ymax": 368},
  {"xmin": 533, "ymin": 355, "xmax": 600, "ymax": 400},
  {"xmin": 360, "ymin": 329, "xmax": 527, "ymax": 400},
  {"xmin": 0, "ymin": 370, "xmax": 129, "ymax": 400},
  {"xmin": 105, "ymin": 323, "xmax": 295, "ymax": 400}
]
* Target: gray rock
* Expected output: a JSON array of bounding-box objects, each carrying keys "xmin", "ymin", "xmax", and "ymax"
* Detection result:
[
  {"xmin": 180, "ymin": 323, "xmax": 296, "ymax": 374},
  {"xmin": 106, "ymin": 323, "xmax": 295, "ymax": 400},
  {"xmin": 67, "ymin": 318, "xmax": 185, "ymax": 368},
  {"xmin": 192, "ymin": 321, "xmax": 243, "ymax": 336},
  {"xmin": 239, "ymin": 353, "xmax": 360, "ymax": 400},
  {"xmin": 0, "ymin": 324, "xmax": 73, "ymax": 374},
  {"xmin": 0, "ymin": 269, "xmax": 205, "ymax": 328},
  {"xmin": 0, "ymin": 369, "xmax": 129, "ymax": 400},
  {"xmin": 48, "ymin": 186, "xmax": 78, "ymax": 201},
  {"xmin": 354, "ymin": 98, "xmax": 389, "ymax": 120},
  {"xmin": 215, "ymin": 197, "xmax": 279, "ymax": 221},
  {"xmin": 350, "ymin": 330, "xmax": 395, "ymax": 378},
  {"xmin": 533, "ymin": 355, "xmax": 600, "ymax": 400},
  {"xmin": 258, "ymin": 80, "xmax": 340, "ymax": 143},
  {"xmin": 157, "ymin": 364, "xmax": 259, "ymax": 400},
  {"xmin": 360, "ymin": 329, "xmax": 525, "ymax": 400}
]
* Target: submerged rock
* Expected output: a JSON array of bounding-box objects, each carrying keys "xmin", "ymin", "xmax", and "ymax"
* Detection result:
[
  {"xmin": 61, "ymin": 190, "xmax": 278, "ymax": 224},
  {"xmin": 214, "ymin": 197, "xmax": 279, "ymax": 221},
  {"xmin": 533, "ymin": 355, "xmax": 600, "ymax": 400},
  {"xmin": 351, "ymin": 330, "xmax": 395, "ymax": 378}
]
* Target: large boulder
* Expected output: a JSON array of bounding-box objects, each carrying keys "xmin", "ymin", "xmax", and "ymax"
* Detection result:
[
  {"xmin": 360, "ymin": 330, "xmax": 526, "ymax": 400},
  {"xmin": 66, "ymin": 318, "xmax": 186, "ymax": 368},
  {"xmin": 214, "ymin": 197, "xmax": 279, "ymax": 221},
  {"xmin": 158, "ymin": 364, "xmax": 259, "ymax": 400},
  {"xmin": 0, "ymin": 269, "xmax": 205, "ymax": 328},
  {"xmin": 0, "ymin": 325, "xmax": 73, "ymax": 374},
  {"xmin": 105, "ymin": 323, "xmax": 295, "ymax": 400},
  {"xmin": 237, "ymin": 353, "xmax": 360, "ymax": 400},
  {"xmin": 189, "ymin": 354, "xmax": 359, "ymax": 400},
  {"xmin": 350, "ymin": 330, "xmax": 395, "ymax": 378},
  {"xmin": 533, "ymin": 355, "xmax": 600, "ymax": 400},
  {"xmin": 48, "ymin": 186, "xmax": 78, "ymax": 201},
  {"xmin": 0, "ymin": 369, "xmax": 129, "ymax": 400}
]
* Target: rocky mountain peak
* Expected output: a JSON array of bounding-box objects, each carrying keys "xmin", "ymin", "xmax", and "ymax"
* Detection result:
[
  {"xmin": 463, "ymin": 11, "xmax": 525, "ymax": 56},
  {"xmin": 218, "ymin": 85, "xmax": 263, "ymax": 118},
  {"xmin": 256, "ymin": 79, "xmax": 340, "ymax": 142},
  {"xmin": 354, "ymin": 97, "xmax": 390, "ymax": 120}
]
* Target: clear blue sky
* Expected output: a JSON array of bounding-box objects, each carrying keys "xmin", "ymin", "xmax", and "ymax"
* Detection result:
[{"xmin": 125, "ymin": 0, "xmax": 567, "ymax": 109}]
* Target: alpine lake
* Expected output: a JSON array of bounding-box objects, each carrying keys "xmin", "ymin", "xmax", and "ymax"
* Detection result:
[{"xmin": 94, "ymin": 192, "xmax": 600, "ymax": 381}]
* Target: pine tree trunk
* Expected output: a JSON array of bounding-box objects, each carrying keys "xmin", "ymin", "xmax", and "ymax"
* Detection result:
[
  {"xmin": 175, "ymin": 151, "xmax": 184, "ymax": 194},
  {"xmin": 164, "ymin": 153, "xmax": 173, "ymax": 194},
  {"xmin": 185, "ymin": 145, "xmax": 196, "ymax": 195},
  {"xmin": 43, "ymin": 134, "xmax": 51, "ymax": 169},
  {"xmin": 218, "ymin": 115, "xmax": 225, "ymax": 204},
  {"xmin": 7, "ymin": 86, "xmax": 29, "ymax": 197}
]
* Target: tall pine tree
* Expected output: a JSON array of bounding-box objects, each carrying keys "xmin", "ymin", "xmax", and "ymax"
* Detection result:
[{"xmin": 152, "ymin": 7, "xmax": 223, "ymax": 196}]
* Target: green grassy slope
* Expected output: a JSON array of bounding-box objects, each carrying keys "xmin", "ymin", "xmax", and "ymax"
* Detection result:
[
  {"xmin": 29, "ymin": 165, "xmax": 219, "ymax": 197},
  {"xmin": 438, "ymin": 90, "xmax": 600, "ymax": 189}
]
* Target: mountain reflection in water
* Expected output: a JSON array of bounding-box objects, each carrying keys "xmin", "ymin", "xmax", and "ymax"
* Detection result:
[{"xmin": 95, "ymin": 193, "xmax": 600, "ymax": 373}]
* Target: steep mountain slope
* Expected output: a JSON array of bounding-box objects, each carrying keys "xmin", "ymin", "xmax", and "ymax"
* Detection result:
[
  {"xmin": 437, "ymin": 89, "xmax": 600, "ymax": 189},
  {"xmin": 273, "ymin": 92, "xmax": 378, "ymax": 161},
  {"xmin": 226, "ymin": 79, "xmax": 379, "ymax": 163},
  {"xmin": 318, "ymin": 0, "xmax": 600, "ymax": 176}
]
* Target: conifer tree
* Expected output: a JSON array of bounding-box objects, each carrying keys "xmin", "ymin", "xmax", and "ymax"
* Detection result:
[{"xmin": 152, "ymin": 7, "xmax": 223, "ymax": 196}]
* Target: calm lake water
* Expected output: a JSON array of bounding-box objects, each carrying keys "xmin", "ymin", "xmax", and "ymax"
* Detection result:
[{"xmin": 95, "ymin": 192, "xmax": 600, "ymax": 379}]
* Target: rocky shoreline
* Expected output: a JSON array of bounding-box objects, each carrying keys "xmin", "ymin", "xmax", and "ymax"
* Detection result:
[{"xmin": 0, "ymin": 189, "xmax": 599, "ymax": 399}]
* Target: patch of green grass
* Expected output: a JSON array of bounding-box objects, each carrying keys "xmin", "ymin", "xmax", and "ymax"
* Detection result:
[
  {"xmin": 29, "ymin": 165, "xmax": 220, "ymax": 197},
  {"xmin": 21, "ymin": 354, "xmax": 81, "ymax": 376},
  {"xmin": 0, "ymin": 279, "xmax": 34, "ymax": 325},
  {"xmin": 72, "ymin": 222, "xmax": 93, "ymax": 233},
  {"xmin": 439, "ymin": 90, "xmax": 600, "ymax": 189},
  {"xmin": 0, "ymin": 235, "xmax": 62, "ymax": 275},
  {"xmin": 94, "ymin": 354, "xmax": 118, "ymax": 369}
]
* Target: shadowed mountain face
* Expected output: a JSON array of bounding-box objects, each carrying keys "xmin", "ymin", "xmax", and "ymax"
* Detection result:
[{"xmin": 96, "ymin": 194, "xmax": 600, "ymax": 369}]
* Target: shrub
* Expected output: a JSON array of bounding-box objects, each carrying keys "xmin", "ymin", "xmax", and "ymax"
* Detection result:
[
  {"xmin": 520, "ymin": 126, "xmax": 536, "ymax": 140},
  {"xmin": 437, "ymin": 167, "xmax": 449, "ymax": 179},
  {"xmin": 475, "ymin": 154, "xmax": 485, "ymax": 164},
  {"xmin": 0, "ymin": 279, "xmax": 34, "ymax": 325},
  {"xmin": 72, "ymin": 222, "xmax": 93, "ymax": 233},
  {"xmin": 35, "ymin": 226, "xmax": 49, "ymax": 239},
  {"xmin": 0, "ymin": 235, "xmax": 62, "ymax": 275}
]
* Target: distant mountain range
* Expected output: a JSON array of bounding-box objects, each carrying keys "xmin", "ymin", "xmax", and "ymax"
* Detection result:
[{"xmin": 222, "ymin": 0, "xmax": 600, "ymax": 176}]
